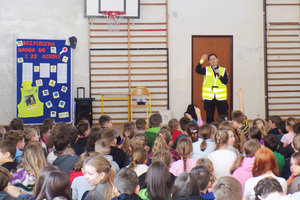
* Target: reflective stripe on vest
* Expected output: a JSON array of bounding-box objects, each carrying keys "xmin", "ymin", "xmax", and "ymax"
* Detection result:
[
  {"xmin": 202, "ymin": 66, "xmax": 227, "ymax": 100},
  {"xmin": 18, "ymin": 86, "xmax": 44, "ymax": 118}
]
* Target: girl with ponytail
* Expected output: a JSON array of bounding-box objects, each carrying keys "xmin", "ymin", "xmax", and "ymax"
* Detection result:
[
  {"xmin": 231, "ymin": 139, "xmax": 261, "ymax": 191},
  {"xmin": 151, "ymin": 129, "xmax": 180, "ymax": 161},
  {"xmin": 186, "ymin": 123, "xmax": 199, "ymax": 142},
  {"xmin": 169, "ymin": 137, "xmax": 197, "ymax": 177},
  {"xmin": 207, "ymin": 129, "xmax": 237, "ymax": 179},
  {"xmin": 191, "ymin": 124, "xmax": 216, "ymax": 159},
  {"xmin": 119, "ymin": 127, "xmax": 135, "ymax": 154},
  {"xmin": 127, "ymin": 147, "xmax": 148, "ymax": 177}
]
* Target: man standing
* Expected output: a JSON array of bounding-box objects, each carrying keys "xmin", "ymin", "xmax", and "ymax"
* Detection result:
[{"xmin": 196, "ymin": 53, "xmax": 228, "ymax": 123}]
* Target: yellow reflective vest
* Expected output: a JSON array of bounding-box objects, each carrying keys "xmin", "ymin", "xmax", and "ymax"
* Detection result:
[
  {"xmin": 18, "ymin": 86, "xmax": 44, "ymax": 118},
  {"xmin": 202, "ymin": 66, "xmax": 227, "ymax": 100}
]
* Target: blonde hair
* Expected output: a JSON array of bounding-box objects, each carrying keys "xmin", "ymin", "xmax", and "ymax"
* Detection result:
[
  {"xmin": 152, "ymin": 150, "xmax": 172, "ymax": 167},
  {"xmin": 95, "ymin": 139, "xmax": 111, "ymax": 155},
  {"xmin": 287, "ymin": 117, "xmax": 299, "ymax": 130},
  {"xmin": 23, "ymin": 127, "xmax": 39, "ymax": 144},
  {"xmin": 152, "ymin": 130, "xmax": 171, "ymax": 156},
  {"xmin": 127, "ymin": 147, "xmax": 147, "ymax": 170},
  {"xmin": 120, "ymin": 127, "xmax": 135, "ymax": 153},
  {"xmin": 73, "ymin": 152, "xmax": 98, "ymax": 171},
  {"xmin": 219, "ymin": 122, "xmax": 245, "ymax": 153},
  {"xmin": 129, "ymin": 134, "xmax": 147, "ymax": 151},
  {"xmin": 176, "ymin": 137, "xmax": 193, "ymax": 172},
  {"xmin": 84, "ymin": 155, "xmax": 115, "ymax": 200},
  {"xmin": 214, "ymin": 129, "xmax": 229, "ymax": 149},
  {"xmin": 253, "ymin": 118, "xmax": 268, "ymax": 139},
  {"xmin": 196, "ymin": 158, "xmax": 216, "ymax": 184},
  {"xmin": 19, "ymin": 141, "xmax": 47, "ymax": 189},
  {"xmin": 219, "ymin": 121, "xmax": 235, "ymax": 133}
]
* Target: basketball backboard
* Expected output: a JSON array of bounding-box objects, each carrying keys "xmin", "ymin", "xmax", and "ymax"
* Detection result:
[{"xmin": 85, "ymin": 0, "xmax": 140, "ymax": 18}]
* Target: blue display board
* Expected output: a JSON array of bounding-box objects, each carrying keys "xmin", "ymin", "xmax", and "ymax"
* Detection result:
[{"xmin": 16, "ymin": 39, "xmax": 72, "ymax": 124}]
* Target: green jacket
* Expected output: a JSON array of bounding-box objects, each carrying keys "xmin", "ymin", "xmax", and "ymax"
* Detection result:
[
  {"xmin": 138, "ymin": 189, "xmax": 151, "ymax": 200},
  {"xmin": 138, "ymin": 188, "xmax": 171, "ymax": 200},
  {"xmin": 145, "ymin": 127, "xmax": 161, "ymax": 152}
]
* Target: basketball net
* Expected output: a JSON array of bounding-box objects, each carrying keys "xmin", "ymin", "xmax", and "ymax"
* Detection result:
[{"xmin": 102, "ymin": 11, "xmax": 125, "ymax": 32}]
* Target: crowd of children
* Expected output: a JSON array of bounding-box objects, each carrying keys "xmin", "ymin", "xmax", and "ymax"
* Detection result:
[{"xmin": 2, "ymin": 99, "xmax": 300, "ymax": 200}]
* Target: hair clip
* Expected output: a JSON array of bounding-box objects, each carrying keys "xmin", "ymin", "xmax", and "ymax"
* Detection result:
[
  {"xmin": 133, "ymin": 159, "xmax": 137, "ymax": 162},
  {"xmin": 158, "ymin": 133, "xmax": 162, "ymax": 137},
  {"xmin": 191, "ymin": 130, "xmax": 197, "ymax": 133}
]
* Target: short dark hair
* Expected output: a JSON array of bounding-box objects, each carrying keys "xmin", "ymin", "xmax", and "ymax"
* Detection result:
[
  {"xmin": 53, "ymin": 131, "xmax": 71, "ymax": 152},
  {"xmin": 179, "ymin": 117, "xmax": 191, "ymax": 132},
  {"xmin": 66, "ymin": 125, "xmax": 79, "ymax": 143},
  {"xmin": 268, "ymin": 115, "xmax": 282, "ymax": 127},
  {"xmin": 248, "ymin": 126, "xmax": 262, "ymax": 141},
  {"xmin": 43, "ymin": 118, "xmax": 55, "ymax": 130},
  {"xmin": 171, "ymin": 172, "xmax": 199, "ymax": 199},
  {"xmin": 0, "ymin": 140, "xmax": 16, "ymax": 159},
  {"xmin": 76, "ymin": 120, "xmax": 90, "ymax": 136},
  {"xmin": 254, "ymin": 177, "xmax": 283, "ymax": 200},
  {"xmin": 123, "ymin": 122, "xmax": 135, "ymax": 130},
  {"xmin": 278, "ymin": 121, "xmax": 288, "ymax": 134},
  {"xmin": 4, "ymin": 130, "xmax": 24, "ymax": 146},
  {"xmin": 114, "ymin": 168, "xmax": 139, "ymax": 194},
  {"xmin": 190, "ymin": 165, "xmax": 211, "ymax": 191},
  {"xmin": 264, "ymin": 134, "xmax": 279, "ymax": 152},
  {"xmin": 136, "ymin": 118, "xmax": 146, "ymax": 130},
  {"xmin": 149, "ymin": 114, "xmax": 162, "ymax": 128},
  {"xmin": 232, "ymin": 110, "xmax": 244, "ymax": 124},
  {"xmin": 86, "ymin": 127, "xmax": 102, "ymax": 152},
  {"xmin": 216, "ymin": 115, "xmax": 227, "ymax": 124},
  {"xmin": 293, "ymin": 122, "xmax": 300, "ymax": 134},
  {"xmin": 9, "ymin": 118, "xmax": 24, "ymax": 131},
  {"xmin": 208, "ymin": 53, "xmax": 218, "ymax": 60},
  {"xmin": 39, "ymin": 125, "xmax": 50, "ymax": 138},
  {"xmin": 101, "ymin": 128, "xmax": 116, "ymax": 144},
  {"xmin": 98, "ymin": 115, "xmax": 111, "ymax": 127}
]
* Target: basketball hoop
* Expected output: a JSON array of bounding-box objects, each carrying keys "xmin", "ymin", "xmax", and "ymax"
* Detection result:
[{"xmin": 102, "ymin": 11, "xmax": 126, "ymax": 32}]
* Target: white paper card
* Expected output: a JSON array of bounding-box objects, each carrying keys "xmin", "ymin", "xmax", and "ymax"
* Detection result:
[
  {"xmin": 40, "ymin": 63, "xmax": 50, "ymax": 78},
  {"xmin": 22, "ymin": 63, "xmax": 33, "ymax": 82},
  {"xmin": 57, "ymin": 63, "xmax": 67, "ymax": 83}
]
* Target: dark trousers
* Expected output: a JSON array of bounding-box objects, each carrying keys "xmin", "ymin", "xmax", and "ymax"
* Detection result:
[{"xmin": 204, "ymin": 99, "xmax": 228, "ymax": 124}]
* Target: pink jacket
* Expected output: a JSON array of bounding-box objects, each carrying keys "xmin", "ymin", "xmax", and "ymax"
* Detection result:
[{"xmin": 231, "ymin": 157, "xmax": 254, "ymax": 192}]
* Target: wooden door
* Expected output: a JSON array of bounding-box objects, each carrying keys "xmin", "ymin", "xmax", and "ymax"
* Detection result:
[{"xmin": 192, "ymin": 36, "xmax": 233, "ymax": 122}]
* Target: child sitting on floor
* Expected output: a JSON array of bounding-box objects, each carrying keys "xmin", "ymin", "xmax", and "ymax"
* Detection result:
[
  {"xmin": 169, "ymin": 137, "xmax": 197, "ymax": 176},
  {"xmin": 0, "ymin": 140, "xmax": 18, "ymax": 172},
  {"xmin": 190, "ymin": 165, "xmax": 215, "ymax": 200},
  {"xmin": 112, "ymin": 168, "xmax": 142, "ymax": 200}
]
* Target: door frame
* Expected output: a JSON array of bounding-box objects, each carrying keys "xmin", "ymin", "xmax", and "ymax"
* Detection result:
[{"xmin": 191, "ymin": 35, "xmax": 233, "ymax": 120}]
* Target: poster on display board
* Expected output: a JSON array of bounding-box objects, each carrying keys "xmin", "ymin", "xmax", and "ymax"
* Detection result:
[{"xmin": 16, "ymin": 39, "xmax": 72, "ymax": 124}]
